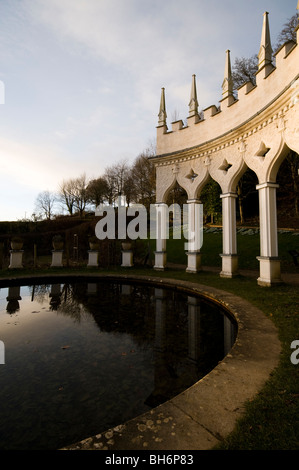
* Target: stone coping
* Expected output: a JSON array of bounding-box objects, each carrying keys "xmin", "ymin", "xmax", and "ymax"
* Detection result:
[{"xmin": 0, "ymin": 273, "xmax": 281, "ymax": 450}]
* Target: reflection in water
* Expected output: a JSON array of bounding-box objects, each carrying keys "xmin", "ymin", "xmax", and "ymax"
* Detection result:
[
  {"xmin": 6, "ymin": 286, "xmax": 22, "ymax": 314},
  {"xmin": 0, "ymin": 279, "xmax": 237, "ymax": 450}
]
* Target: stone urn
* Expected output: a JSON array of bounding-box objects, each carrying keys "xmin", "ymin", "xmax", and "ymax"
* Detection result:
[
  {"xmin": 122, "ymin": 242, "xmax": 132, "ymax": 250},
  {"xmin": 52, "ymin": 235, "xmax": 64, "ymax": 250},
  {"xmin": 10, "ymin": 237, "xmax": 23, "ymax": 250},
  {"xmin": 89, "ymin": 236, "xmax": 100, "ymax": 250}
]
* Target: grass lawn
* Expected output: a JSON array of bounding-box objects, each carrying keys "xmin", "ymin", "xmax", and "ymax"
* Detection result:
[
  {"xmin": 1, "ymin": 229, "xmax": 298, "ymax": 450},
  {"xmin": 148, "ymin": 229, "xmax": 299, "ymax": 273}
]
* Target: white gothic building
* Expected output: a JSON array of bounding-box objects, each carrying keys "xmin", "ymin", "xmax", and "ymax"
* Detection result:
[{"xmin": 151, "ymin": 8, "xmax": 299, "ymax": 286}]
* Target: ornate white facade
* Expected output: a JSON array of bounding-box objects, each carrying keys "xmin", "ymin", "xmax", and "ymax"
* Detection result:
[{"xmin": 152, "ymin": 9, "xmax": 299, "ymax": 286}]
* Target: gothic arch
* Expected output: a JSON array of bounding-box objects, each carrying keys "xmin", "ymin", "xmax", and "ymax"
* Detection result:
[{"xmin": 267, "ymin": 138, "xmax": 299, "ymax": 183}]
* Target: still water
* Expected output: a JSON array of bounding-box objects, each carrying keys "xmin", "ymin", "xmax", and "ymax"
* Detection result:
[{"xmin": 0, "ymin": 278, "xmax": 236, "ymax": 450}]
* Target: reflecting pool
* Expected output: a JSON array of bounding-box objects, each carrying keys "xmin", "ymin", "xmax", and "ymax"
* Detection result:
[{"xmin": 0, "ymin": 278, "xmax": 237, "ymax": 450}]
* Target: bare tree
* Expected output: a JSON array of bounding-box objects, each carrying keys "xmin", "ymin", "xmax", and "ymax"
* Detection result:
[
  {"xmin": 86, "ymin": 177, "xmax": 109, "ymax": 207},
  {"xmin": 58, "ymin": 174, "xmax": 90, "ymax": 216},
  {"xmin": 277, "ymin": 151, "xmax": 299, "ymax": 217},
  {"xmin": 236, "ymin": 169, "xmax": 258, "ymax": 224},
  {"xmin": 58, "ymin": 179, "xmax": 77, "ymax": 215},
  {"xmin": 122, "ymin": 172, "xmax": 135, "ymax": 207},
  {"xmin": 232, "ymin": 55, "xmax": 258, "ymax": 90},
  {"xmin": 72, "ymin": 173, "xmax": 90, "ymax": 216},
  {"xmin": 287, "ymin": 151, "xmax": 299, "ymax": 216},
  {"xmin": 34, "ymin": 190, "xmax": 56, "ymax": 220},
  {"xmin": 130, "ymin": 150, "xmax": 156, "ymax": 210},
  {"xmin": 104, "ymin": 160, "xmax": 131, "ymax": 205},
  {"xmin": 274, "ymin": 14, "xmax": 298, "ymax": 51},
  {"xmin": 232, "ymin": 13, "xmax": 298, "ymax": 92}
]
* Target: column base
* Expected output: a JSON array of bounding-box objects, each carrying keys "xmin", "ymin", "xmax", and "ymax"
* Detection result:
[
  {"xmin": 186, "ymin": 252, "xmax": 202, "ymax": 273},
  {"xmin": 51, "ymin": 250, "xmax": 63, "ymax": 267},
  {"xmin": 9, "ymin": 250, "xmax": 24, "ymax": 269},
  {"xmin": 154, "ymin": 251, "xmax": 166, "ymax": 271},
  {"xmin": 220, "ymin": 254, "xmax": 238, "ymax": 278},
  {"xmin": 87, "ymin": 250, "xmax": 99, "ymax": 267},
  {"xmin": 121, "ymin": 250, "xmax": 133, "ymax": 267},
  {"xmin": 257, "ymin": 256, "xmax": 281, "ymax": 287}
]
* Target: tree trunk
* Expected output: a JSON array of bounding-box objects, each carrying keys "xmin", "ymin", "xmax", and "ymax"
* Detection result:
[
  {"xmin": 237, "ymin": 184, "xmax": 244, "ymax": 224},
  {"xmin": 287, "ymin": 152, "xmax": 299, "ymax": 216}
]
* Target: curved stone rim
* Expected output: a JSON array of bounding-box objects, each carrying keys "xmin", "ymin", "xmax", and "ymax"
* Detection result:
[{"xmin": 0, "ymin": 272, "xmax": 281, "ymax": 450}]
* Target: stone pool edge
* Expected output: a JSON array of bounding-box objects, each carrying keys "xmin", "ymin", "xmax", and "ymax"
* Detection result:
[
  {"xmin": 65, "ymin": 273, "xmax": 281, "ymax": 451},
  {"xmin": 1, "ymin": 273, "xmax": 282, "ymax": 450}
]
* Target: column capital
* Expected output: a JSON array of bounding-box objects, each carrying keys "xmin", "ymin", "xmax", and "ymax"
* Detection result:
[
  {"xmin": 187, "ymin": 198, "xmax": 201, "ymax": 203},
  {"xmin": 220, "ymin": 192, "xmax": 238, "ymax": 199},
  {"xmin": 256, "ymin": 182, "xmax": 279, "ymax": 190}
]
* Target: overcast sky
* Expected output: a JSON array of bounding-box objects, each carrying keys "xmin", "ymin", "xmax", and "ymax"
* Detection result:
[{"xmin": 0, "ymin": 0, "xmax": 297, "ymax": 221}]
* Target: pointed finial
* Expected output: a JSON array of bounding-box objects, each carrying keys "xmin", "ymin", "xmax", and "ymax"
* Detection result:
[
  {"xmin": 258, "ymin": 12, "xmax": 273, "ymax": 70},
  {"xmin": 222, "ymin": 50, "xmax": 233, "ymax": 98},
  {"xmin": 158, "ymin": 87, "xmax": 167, "ymax": 127},
  {"xmin": 188, "ymin": 74, "xmax": 199, "ymax": 117}
]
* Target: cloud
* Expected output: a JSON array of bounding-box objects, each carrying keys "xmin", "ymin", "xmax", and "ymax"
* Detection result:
[
  {"xmin": 0, "ymin": 137, "xmax": 81, "ymax": 191},
  {"xmin": 25, "ymin": 0, "xmax": 226, "ymax": 100},
  {"xmin": 28, "ymin": 0, "xmax": 274, "ymax": 123}
]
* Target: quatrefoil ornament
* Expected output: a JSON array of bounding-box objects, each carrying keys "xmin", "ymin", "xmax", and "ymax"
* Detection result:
[{"xmin": 185, "ymin": 168, "xmax": 198, "ymax": 182}]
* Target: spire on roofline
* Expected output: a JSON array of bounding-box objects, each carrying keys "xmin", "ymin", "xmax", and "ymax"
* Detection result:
[
  {"xmin": 188, "ymin": 74, "xmax": 199, "ymax": 117},
  {"xmin": 157, "ymin": 9, "xmax": 288, "ymax": 130},
  {"xmin": 158, "ymin": 87, "xmax": 167, "ymax": 127},
  {"xmin": 258, "ymin": 11, "xmax": 273, "ymax": 70},
  {"xmin": 222, "ymin": 49, "xmax": 233, "ymax": 99}
]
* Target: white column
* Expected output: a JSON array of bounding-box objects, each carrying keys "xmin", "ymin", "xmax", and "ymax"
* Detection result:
[
  {"xmin": 186, "ymin": 199, "xmax": 202, "ymax": 273},
  {"xmin": 154, "ymin": 203, "xmax": 167, "ymax": 270},
  {"xmin": 220, "ymin": 192, "xmax": 238, "ymax": 278},
  {"xmin": 256, "ymin": 182, "xmax": 281, "ymax": 286}
]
